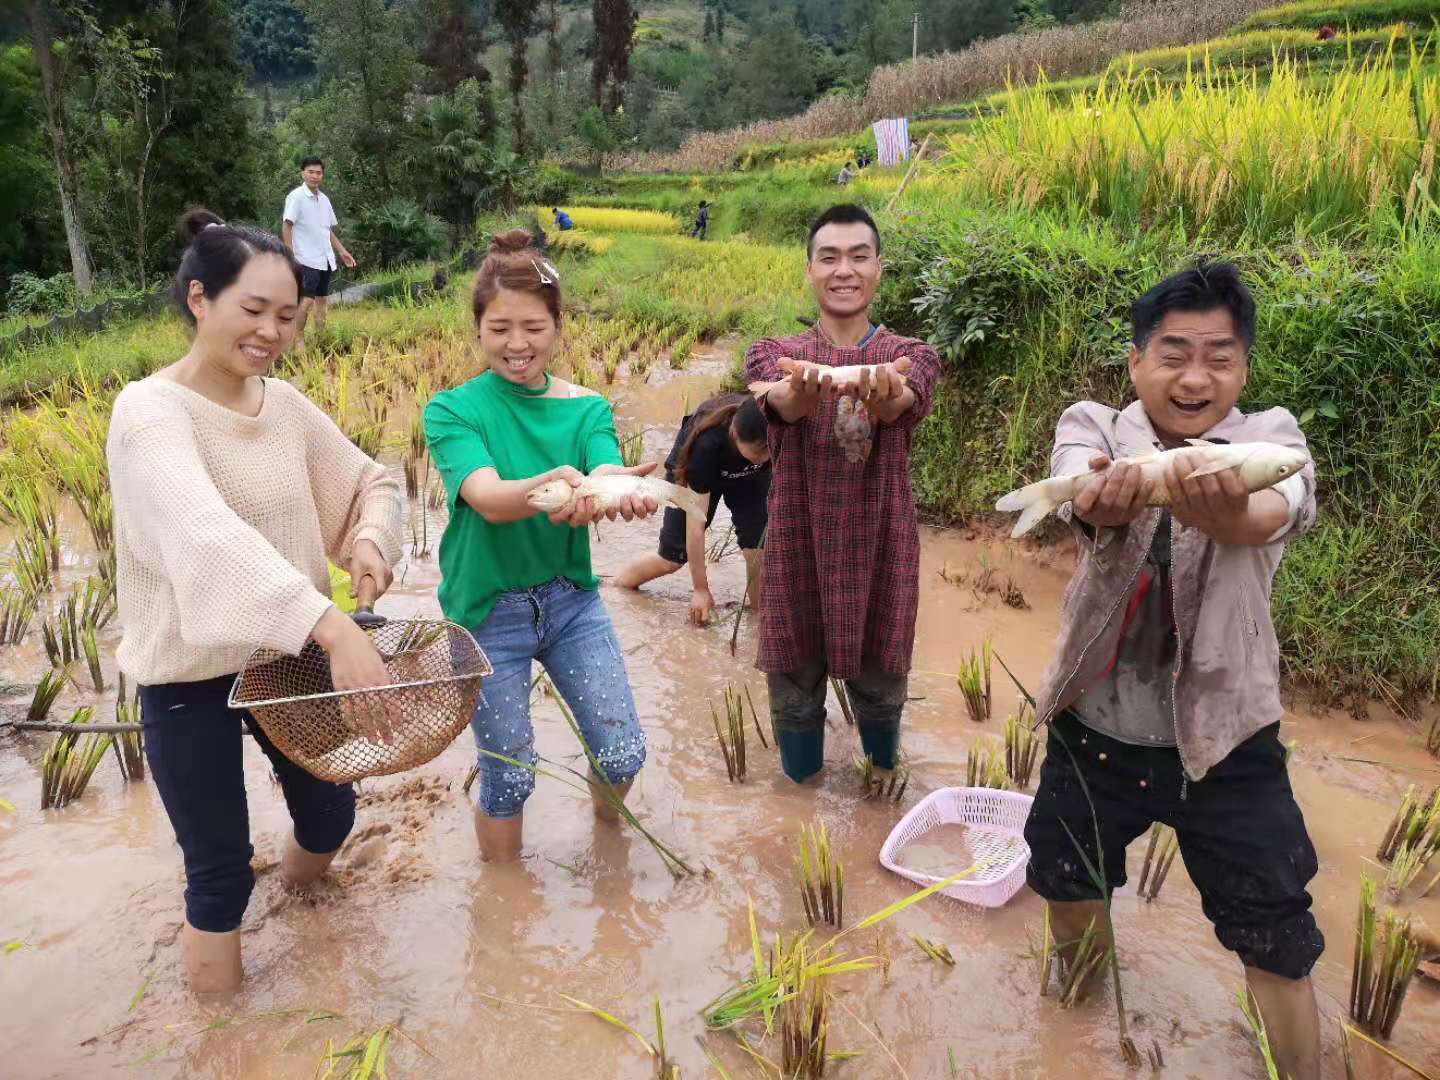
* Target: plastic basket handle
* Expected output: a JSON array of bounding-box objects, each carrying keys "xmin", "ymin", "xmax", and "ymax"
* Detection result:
[{"xmin": 352, "ymin": 571, "xmax": 387, "ymax": 629}]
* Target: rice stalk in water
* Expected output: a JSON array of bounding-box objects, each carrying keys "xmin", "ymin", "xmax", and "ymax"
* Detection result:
[
  {"xmin": 854, "ymin": 754, "xmax": 908, "ymax": 802},
  {"xmin": 1349, "ymin": 876, "xmax": 1422, "ymax": 1039},
  {"xmin": 796, "ymin": 820, "xmax": 844, "ymax": 929},
  {"xmin": 112, "ymin": 674, "xmax": 144, "ymax": 782},
  {"xmin": 0, "ymin": 586, "xmax": 37, "ymax": 645},
  {"xmin": 966, "ymin": 739, "xmax": 1009, "ymax": 790},
  {"xmin": 910, "ymin": 933, "xmax": 956, "ymax": 966},
  {"xmin": 41, "ymin": 707, "xmax": 113, "ymax": 810},
  {"xmin": 1052, "ymin": 916, "xmax": 1107, "ymax": 1008},
  {"xmin": 1237, "ymin": 990, "xmax": 1282, "ymax": 1080},
  {"xmin": 1137, "ymin": 823, "xmax": 1180, "ymax": 902},
  {"xmin": 1377, "ymin": 786, "xmax": 1440, "ymax": 895},
  {"xmin": 712, "ymin": 693, "xmax": 747, "ymax": 783},
  {"xmin": 829, "ymin": 678, "xmax": 855, "ymax": 726},
  {"xmin": 1004, "ymin": 707, "xmax": 1039, "ymax": 788},
  {"xmin": 27, "ymin": 668, "xmax": 68, "ymax": 724},
  {"xmin": 956, "ymin": 640, "xmax": 992, "ymax": 723}
]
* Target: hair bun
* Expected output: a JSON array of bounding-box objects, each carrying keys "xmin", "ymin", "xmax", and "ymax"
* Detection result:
[
  {"xmin": 488, "ymin": 228, "xmax": 536, "ymax": 256},
  {"xmin": 179, "ymin": 207, "xmax": 226, "ymax": 242}
]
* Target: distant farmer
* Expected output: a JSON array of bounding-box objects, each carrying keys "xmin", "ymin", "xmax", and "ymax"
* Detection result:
[
  {"xmin": 1022, "ymin": 263, "xmax": 1321, "ymax": 1079},
  {"xmin": 615, "ymin": 390, "xmax": 770, "ymax": 624},
  {"xmin": 836, "ymin": 162, "xmax": 853, "ymax": 186},
  {"xmin": 282, "ymin": 156, "xmax": 356, "ymax": 350},
  {"xmin": 689, "ymin": 200, "xmax": 710, "ymax": 240},
  {"xmin": 1317, "ymin": 23, "xmax": 1336, "ymax": 40},
  {"xmin": 743, "ymin": 204, "xmax": 939, "ymax": 782},
  {"xmin": 552, "ymin": 208, "xmax": 575, "ymax": 231}
]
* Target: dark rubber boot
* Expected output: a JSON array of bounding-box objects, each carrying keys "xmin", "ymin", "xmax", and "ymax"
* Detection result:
[
  {"xmin": 776, "ymin": 728, "xmax": 824, "ymax": 783},
  {"xmin": 859, "ymin": 725, "xmax": 899, "ymax": 770}
]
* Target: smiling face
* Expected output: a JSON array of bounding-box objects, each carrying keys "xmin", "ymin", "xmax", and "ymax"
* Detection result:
[
  {"xmin": 807, "ymin": 221, "xmax": 881, "ymax": 321},
  {"xmin": 1129, "ymin": 307, "xmax": 1249, "ymax": 445},
  {"xmin": 477, "ymin": 287, "xmax": 560, "ymax": 389},
  {"xmin": 188, "ymin": 253, "xmax": 300, "ymax": 377}
]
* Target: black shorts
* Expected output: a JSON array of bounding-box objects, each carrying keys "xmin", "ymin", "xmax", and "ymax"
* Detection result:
[
  {"xmin": 657, "ymin": 476, "xmax": 769, "ymax": 564},
  {"xmin": 1023, "ymin": 710, "xmax": 1324, "ymax": 980},
  {"xmin": 300, "ymin": 266, "xmax": 333, "ymax": 298}
]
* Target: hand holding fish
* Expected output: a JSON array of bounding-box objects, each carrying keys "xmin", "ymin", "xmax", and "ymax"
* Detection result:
[
  {"xmin": 1072, "ymin": 455, "xmax": 1155, "ymax": 529},
  {"xmin": 1165, "ymin": 450, "xmax": 1289, "ymax": 544},
  {"xmin": 853, "ymin": 363, "xmax": 914, "ymax": 421},
  {"xmin": 527, "ymin": 463, "xmax": 701, "ymax": 526}
]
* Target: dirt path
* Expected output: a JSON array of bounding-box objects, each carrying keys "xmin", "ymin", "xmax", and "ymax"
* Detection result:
[{"xmin": 1, "ymin": 351, "xmax": 1437, "ymax": 1078}]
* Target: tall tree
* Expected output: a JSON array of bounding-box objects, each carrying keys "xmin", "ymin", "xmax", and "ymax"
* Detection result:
[
  {"xmin": 591, "ymin": 0, "xmax": 636, "ymax": 113},
  {"xmin": 303, "ymin": 0, "xmax": 417, "ymax": 191},
  {"xmin": 23, "ymin": 0, "xmax": 95, "ymax": 293},
  {"xmin": 494, "ymin": 0, "xmax": 538, "ymax": 153},
  {"xmin": 419, "ymin": 0, "xmax": 491, "ymax": 96},
  {"xmin": 542, "ymin": 0, "xmax": 561, "ymax": 130}
]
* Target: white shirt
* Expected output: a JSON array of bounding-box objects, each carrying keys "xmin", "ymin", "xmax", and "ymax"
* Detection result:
[{"xmin": 283, "ymin": 185, "xmax": 338, "ymax": 271}]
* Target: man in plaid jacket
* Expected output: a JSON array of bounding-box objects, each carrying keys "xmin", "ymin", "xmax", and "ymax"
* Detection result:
[{"xmin": 744, "ymin": 204, "xmax": 941, "ymax": 782}]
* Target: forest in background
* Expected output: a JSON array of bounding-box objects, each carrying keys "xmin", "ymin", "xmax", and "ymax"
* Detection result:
[{"xmin": 2, "ymin": 0, "xmax": 1123, "ymax": 309}]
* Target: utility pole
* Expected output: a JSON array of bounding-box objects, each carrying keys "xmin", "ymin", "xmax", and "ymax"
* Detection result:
[{"xmin": 912, "ymin": 11, "xmax": 919, "ymax": 64}]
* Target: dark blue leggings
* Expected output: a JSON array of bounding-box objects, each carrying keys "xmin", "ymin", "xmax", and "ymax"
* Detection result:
[{"xmin": 140, "ymin": 674, "xmax": 356, "ymax": 933}]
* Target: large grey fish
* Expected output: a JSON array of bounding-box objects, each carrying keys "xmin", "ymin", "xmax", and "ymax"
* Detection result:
[
  {"xmin": 747, "ymin": 358, "xmax": 915, "ymax": 463},
  {"xmin": 526, "ymin": 472, "xmax": 710, "ymax": 518},
  {"xmin": 994, "ymin": 440, "xmax": 1310, "ymax": 538}
]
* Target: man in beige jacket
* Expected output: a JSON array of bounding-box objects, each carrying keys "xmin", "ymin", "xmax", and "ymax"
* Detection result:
[{"xmin": 1023, "ymin": 262, "xmax": 1322, "ymax": 1078}]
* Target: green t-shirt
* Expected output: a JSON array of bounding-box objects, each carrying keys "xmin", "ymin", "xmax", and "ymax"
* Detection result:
[{"xmin": 423, "ymin": 371, "xmax": 623, "ymax": 629}]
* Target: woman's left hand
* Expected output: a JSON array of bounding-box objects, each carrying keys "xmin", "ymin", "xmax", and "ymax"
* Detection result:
[
  {"xmin": 348, "ymin": 539, "xmax": 393, "ymax": 600},
  {"xmin": 591, "ymin": 463, "xmax": 661, "ymax": 522}
]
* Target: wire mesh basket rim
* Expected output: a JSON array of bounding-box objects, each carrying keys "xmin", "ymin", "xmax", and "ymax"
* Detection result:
[{"xmin": 227, "ymin": 667, "xmax": 489, "ymax": 711}]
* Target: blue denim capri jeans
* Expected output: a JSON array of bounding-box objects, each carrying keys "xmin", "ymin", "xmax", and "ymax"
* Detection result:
[{"xmin": 469, "ymin": 577, "xmax": 646, "ymax": 818}]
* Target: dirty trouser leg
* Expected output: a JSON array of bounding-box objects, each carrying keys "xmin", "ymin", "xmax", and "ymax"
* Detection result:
[
  {"xmin": 845, "ymin": 661, "xmax": 907, "ymax": 769},
  {"xmin": 766, "ymin": 658, "xmax": 828, "ymax": 782}
]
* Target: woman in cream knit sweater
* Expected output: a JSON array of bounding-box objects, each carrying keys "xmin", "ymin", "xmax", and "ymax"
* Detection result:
[{"xmin": 106, "ymin": 210, "xmax": 403, "ymax": 992}]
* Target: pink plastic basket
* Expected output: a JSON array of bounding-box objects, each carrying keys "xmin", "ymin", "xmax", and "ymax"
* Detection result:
[{"xmin": 879, "ymin": 787, "xmax": 1034, "ymax": 908}]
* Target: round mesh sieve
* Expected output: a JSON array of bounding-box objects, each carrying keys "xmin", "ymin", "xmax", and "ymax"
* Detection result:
[{"xmin": 229, "ymin": 619, "xmax": 490, "ymax": 783}]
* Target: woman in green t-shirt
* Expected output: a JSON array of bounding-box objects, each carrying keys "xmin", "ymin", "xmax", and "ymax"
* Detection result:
[{"xmin": 424, "ymin": 229, "xmax": 659, "ymax": 862}]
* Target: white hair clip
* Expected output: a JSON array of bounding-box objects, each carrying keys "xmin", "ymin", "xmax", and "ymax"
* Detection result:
[
  {"xmin": 204, "ymin": 221, "xmax": 226, "ymax": 230},
  {"xmin": 531, "ymin": 258, "xmax": 560, "ymax": 286}
]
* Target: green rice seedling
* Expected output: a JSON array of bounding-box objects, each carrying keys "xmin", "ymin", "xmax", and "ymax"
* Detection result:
[
  {"xmin": 1137, "ymin": 823, "xmax": 1180, "ymax": 902},
  {"xmin": 854, "ymin": 754, "xmax": 908, "ymax": 802},
  {"xmin": 956, "ymin": 639, "xmax": 992, "ymax": 723},
  {"xmin": 779, "ymin": 963, "xmax": 828, "ymax": 1077},
  {"xmin": 1340, "ymin": 1020, "xmax": 1436, "ymax": 1079},
  {"xmin": 1054, "ymin": 917, "xmax": 1108, "ymax": 1008},
  {"xmin": 1, "ymin": 481, "xmax": 62, "ymax": 583},
  {"xmin": 41, "ymin": 707, "xmax": 113, "ymax": 809},
  {"xmin": 559, "ymin": 993, "xmax": 679, "ymax": 1078},
  {"xmin": 796, "ymin": 820, "xmax": 844, "ymax": 929},
  {"xmin": 1038, "ymin": 905, "xmax": 1054, "ymax": 997},
  {"xmin": 706, "ymin": 524, "xmax": 736, "ymax": 564},
  {"xmin": 619, "ymin": 429, "xmax": 644, "ymax": 469},
  {"xmin": 910, "ymin": 933, "xmax": 956, "ymax": 966},
  {"xmin": 829, "ymin": 678, "xmax": 855, "ymax": 726},
  {"xmin": 81, "ymin": 622, "xmax": 103, "ymax": 692},
  {"xmin": 112, "ymin": 674, "xmax": 144, "ymax": 782},
  {"xmin": 27, "ymin": 668, "xmax": 67, "ymax": 724},
  {"xmin": 12, "ymin": 529, "xmax": 52, "ymax": 596},
  {"xmin": 1349, "ymin": 876, "xmax": 1422, "ymax": 1039},
  {"xmin": 1004, "ymin": 707, "xmax": 1039, "ymax": 788},
  {"xmin": 1238, "ymin": 990, "xmax": 1281, "ymax": 1080},
  {"xmin": 317, "ymin": 1025, "xmax": 392, "ymax": 1079},
  {"xmin": 966, "ymin": 739, "xmax": 1009, "ymax": 790},
  {"xmin": 0, "ymin": 587, "xmax": 37, "ymax": 645},
  {"xmin": 1377, "ymin": 786, "xmax": 1440, "ymax": 894},
  {"xmin": 712, "ymin": 691, "xmax": 748, "ymax": 783}
]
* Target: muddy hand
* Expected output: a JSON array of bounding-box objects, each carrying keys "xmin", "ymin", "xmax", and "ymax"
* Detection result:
[{"xmin": 1072, "ymin": 455, "xmax": 1153, "ymax": 528}]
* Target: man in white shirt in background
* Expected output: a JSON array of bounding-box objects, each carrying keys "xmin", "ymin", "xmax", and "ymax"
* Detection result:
[{"xmin": 282, "ymin": 156, "xmax": 356, "ymax": 350}]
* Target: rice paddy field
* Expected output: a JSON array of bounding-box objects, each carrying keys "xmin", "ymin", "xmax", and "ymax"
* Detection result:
[{"xmin": 4, "ymin": 0, "xmax": 1440, "ymax": 1075}]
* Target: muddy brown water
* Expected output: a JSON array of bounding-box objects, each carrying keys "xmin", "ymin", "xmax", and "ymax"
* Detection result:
[{"xmin": 2, "ymin": 349, "xmax": 1438, "ymax": 1079}]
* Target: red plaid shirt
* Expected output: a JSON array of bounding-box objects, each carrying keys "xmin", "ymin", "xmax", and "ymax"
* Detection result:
[{"xmin": 745, "ymin": 326, "xmax": 940, "ymax": 677}]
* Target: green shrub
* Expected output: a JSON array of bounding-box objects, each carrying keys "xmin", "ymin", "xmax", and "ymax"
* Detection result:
[
  {"xmin": 6, "ymin": 271, "xmax": 77, "ymax": 317},
  {"xmin": 356, "ymin": 197, "xmax": 448, "ymax": 268}
]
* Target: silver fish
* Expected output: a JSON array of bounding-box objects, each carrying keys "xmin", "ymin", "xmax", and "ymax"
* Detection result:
[
  {"xmin": 747, "ymin": 358, "xmax": 914, "ymax": 464},
  {"xmin": 994, "ymin": 439, "xmax": 1310, "ymax": 538},
  {"xmin": 526, "ymin": 472, "xmax": 709, "ymax": 518}
]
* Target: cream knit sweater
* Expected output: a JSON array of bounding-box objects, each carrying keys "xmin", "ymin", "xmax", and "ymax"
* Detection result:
[{"xmin": 106, "ymin": 375, "xmax": 404, "ymax": 685}]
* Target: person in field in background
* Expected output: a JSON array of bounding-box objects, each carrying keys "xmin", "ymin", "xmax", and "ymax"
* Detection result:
[
  {"xmin": 552, "ymin": 208, "xmax": 574, "ymax": 231},
  {"xmin": 107, "ymin": 209, "xmax": 403, "ymax": 993},
  {"xmin": 689, "ymin": 200, "xmax": 710, "ymax": 240},
  {"xmin": 424, "ymin": 229, "xmax": 659, "ymax": 864},
  {"xmin": 836, "ymin": 162, "xmax": 853, "ymax": 186},
  {"xmin": 744, "ymin": 204, "xmax": 939, "ymax": 783},
  {"xmin": 283, "ymin": 157, "xmax": 356, "ymax": 351},
  {"xmin": 615, "ymin": 392, "xmax": 770, "ymax": 624},
  {"xmin": 1022, "ymin": 263, "xmax": 1321, "ymax": 1078}
]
